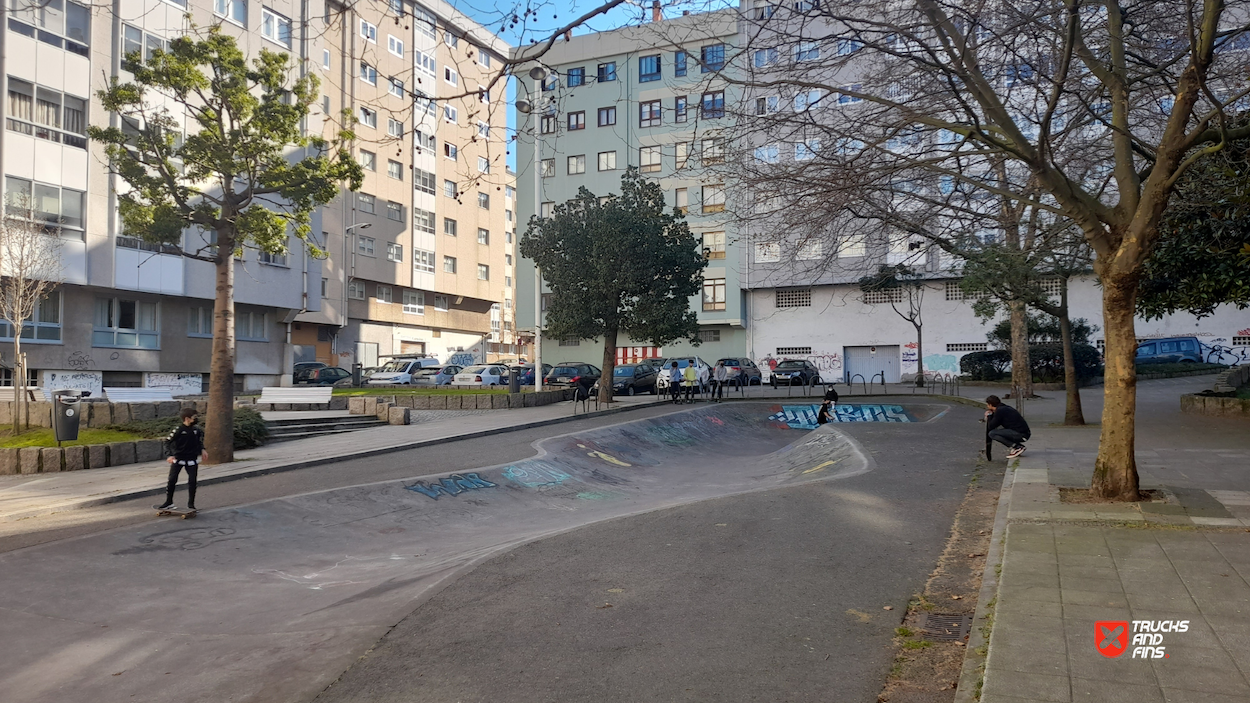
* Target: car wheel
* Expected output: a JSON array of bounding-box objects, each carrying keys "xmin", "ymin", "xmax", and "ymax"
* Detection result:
[{"xmin": 626, "ymin": 386, "xmax": 636, "ymax": 396}]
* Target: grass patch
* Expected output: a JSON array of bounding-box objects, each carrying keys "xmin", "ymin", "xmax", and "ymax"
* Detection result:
[
  {"xmin": 331, "ymin": 387, "xmax": 513, "ymax": 397},
  {"xmin": 1136, "ymin": 362, "xmax": 1227, "ymax": 375},
  {"xmin": 901, "ymin": 639, "xmax": 933, "ymax": 650},
  {"xmin": 894, "ymin": 627, "xmax": 914, "ymax": 637},
  {"xmin": 0, "ymin": 427, "xmax": 144, "ymax": 448}
]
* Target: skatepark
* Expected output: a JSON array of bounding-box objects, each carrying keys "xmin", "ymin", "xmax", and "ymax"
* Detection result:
[{"xmin": 0, "ymin": 401, "xmax": 976, "ymax": 702}]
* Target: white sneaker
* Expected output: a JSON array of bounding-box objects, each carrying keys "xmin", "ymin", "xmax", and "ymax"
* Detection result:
[{"xmin": 1006, "ymin": 445, "xmax": 1026, "ymax": 459}]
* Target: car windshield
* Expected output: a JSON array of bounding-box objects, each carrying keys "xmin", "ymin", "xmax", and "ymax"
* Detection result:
[
  {"xmin": 614, "ymin": 367, "xmax": 635, "ymax": 376},
  {"xmin": 551, "ymin": 367, "xmax": 580, "ymax": 376},
  {"xmin": 413, "ymin": 368, "xmax": 439, "ymax": 376},
  {"xmin": 719, "ymin": 359, "xmax": 739, "ymax": 366},
  {"xmin": 463, "ymin": 365, "xmax": 489, "ymax": 374},
  {"xmin": 378, "ymin": 361, "xmax": 410, "ymax": 373},
  {"xmin": 775, "ymin": 361, "xmax": 805, "ymax": 369}
]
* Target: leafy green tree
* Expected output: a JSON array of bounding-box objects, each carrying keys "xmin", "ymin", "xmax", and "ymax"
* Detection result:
[
  {"xmin": 857, "ymin": 264, "xmax": 927, "ymax": 386},
  {"xmin": 89, "ymin": 29, "xmax": 363, "ymax": 463},
  {"xmin": 520, "ymin": 169, "xmax": 705, "ymax": 404},
  {"xmin": 987, "ymin": 313, "xmax": 1094, "ymax": 348}
]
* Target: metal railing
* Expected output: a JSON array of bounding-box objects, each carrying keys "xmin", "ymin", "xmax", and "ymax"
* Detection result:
[
  {"xmin": 848, "ymin": 373, "xmax": 867, "ymax": 395},
  {"xmin": 870, "ymin": 371, "xmax": 887, "ymax": 394}
]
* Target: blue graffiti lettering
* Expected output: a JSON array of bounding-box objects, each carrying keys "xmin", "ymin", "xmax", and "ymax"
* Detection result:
[
  {"xmin": 502, "ymin": 465, "xmax": 574, "ymax": 488},
  {"xmin": 406, "ymin": 473, "xmax": 498, "ymax": 500},
  {"xmin": 769, "ymin": 404, "xmax": 916, "ymax": 429}
]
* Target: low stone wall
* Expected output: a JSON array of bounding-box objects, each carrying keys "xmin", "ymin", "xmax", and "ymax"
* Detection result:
[
  {"xmin": 246, "ymin": 397, "xmax": 349, "ymax": 412},
  {"xmin": 0, "ymin": 438, "xmax": 168, "ymax": 476},
  {"xmin": 1181, "ymin": 394, "xmax": 1250, "ymax": 417},
  {"xmin": 345, "ymin": 390, "xmax": 574, "ymax": 417},
  {"xmin": 0, "ymin": 399, "xmax": 208, "ymax": 429},
  {"xmin": 1214, "ymin": 366, "xmax": 1250, "ymax": 393}
]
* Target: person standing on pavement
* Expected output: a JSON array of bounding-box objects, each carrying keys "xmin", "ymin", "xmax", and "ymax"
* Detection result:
[
  {"xmin": 984, "ymin": 395, "xmax": 1031, "ymax": 458},
  {"xmin": 155, "ymin": 408, "xmax": 208, "ymax": 512},
  {"xmin": 682, "ymin": 363, "xmax": 699, "ymax": 403},
  {"xmin": 712, "ymin": 360, "xmax": 729, "ymax": 402},
  {"xmin": 669, "ymin": 362, "xmax": 683, "ymax": 404}
]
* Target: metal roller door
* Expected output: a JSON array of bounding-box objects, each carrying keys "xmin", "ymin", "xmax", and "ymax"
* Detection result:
[{"xmin": 843, "ymin": 345, "xmax": 900, "ymax": 384}]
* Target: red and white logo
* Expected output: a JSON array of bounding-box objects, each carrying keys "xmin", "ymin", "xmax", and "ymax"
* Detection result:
[{"xmin": 1095, "ymin": 621, "xmax": 1129, "ymax": 658}]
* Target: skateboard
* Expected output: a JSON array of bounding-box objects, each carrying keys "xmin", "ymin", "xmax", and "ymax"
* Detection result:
[{"xmin": 156, "ymin": 508, "xmax": 198, "ymax": 519}]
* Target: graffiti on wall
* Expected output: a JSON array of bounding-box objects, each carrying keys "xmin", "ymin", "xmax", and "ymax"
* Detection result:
[
  {"xmin": 405, "ymin": 472, "xmax": 497, "ymax": 500},
  {"xmin": 447, "ymin": 352, "xmax": 476, "ymax": 366},
  {"xmin": 41, "ymin": 370, "xmax": 103, "ymax": 397},
  {"xmin": 901, "ymin": 342, "xmax": 918, "ymax": 371},
  {"xmin": 145, "ymin": 373, "xmax": 205, "ymax": 396},
  {"xmin": 1202, "ymin": 339, "xmax": 1250, "ymax": 366},
  {"xmin": 922, "ymin": 354, "xmax": 960, "ymax": 373},
  {"xmin": 756, "ymin": 352, "xmax": 842, "ymax": 380},
  {"xmin": 768, "ymin": 404, "xmax": 915, "ymax": 429}
]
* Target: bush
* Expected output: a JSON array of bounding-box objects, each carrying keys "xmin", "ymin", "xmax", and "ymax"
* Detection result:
[
  {"xmin": 960, "ymin": 345, "xmax": 1103, "ymax": 382},
  {"xmin": 960, "ymin": 350, "xmax": 1012, "ymax": 380},
  {"xmin": 109, "ymin": 406, "xmax": 269, "ymax": 450}
]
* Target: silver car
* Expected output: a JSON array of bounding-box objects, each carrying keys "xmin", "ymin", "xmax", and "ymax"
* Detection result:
[{"xmin": 410, "ymin": 365, "xmax": 462, "ymax": 386}]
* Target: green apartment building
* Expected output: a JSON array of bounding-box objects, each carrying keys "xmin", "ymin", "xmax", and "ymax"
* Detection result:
[{"xmin": 512, "ymin": 9, "xmax": 747, "ymax": 369}]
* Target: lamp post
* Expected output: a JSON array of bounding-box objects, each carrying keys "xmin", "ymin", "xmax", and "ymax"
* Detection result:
[{"xmin": 516, "ymin": 65, "xmax": 549, "ymax": 391}]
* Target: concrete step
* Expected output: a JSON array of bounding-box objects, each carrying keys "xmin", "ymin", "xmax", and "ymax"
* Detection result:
[
  {"xmin": 265, "ymin": 415, "xmax": 378, "ymax": 428},
  {"xmin": 265, "ymin": 415, "xmax": 387, "ymax": 443},
  {"xmin": 267, "ymin": 428, "xmax": 363, "ymax": 442}
]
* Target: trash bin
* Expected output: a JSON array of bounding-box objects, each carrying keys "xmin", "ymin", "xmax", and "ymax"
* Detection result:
[
  {"xmin": 52, "ymin": 390, "xmax": 83, "ymax": 443},
  {"xmin": 352, "ymin": 363, "xmax": 363, "ymax": 387},
  {"xmin": 509, "ymin": 367, "xmax": 520, "ymax": 394}
]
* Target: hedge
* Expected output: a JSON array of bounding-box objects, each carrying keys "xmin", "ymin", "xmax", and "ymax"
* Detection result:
[{"xmin": 960, "ymin": 344, "xmax": 1103, "ymax": 382}]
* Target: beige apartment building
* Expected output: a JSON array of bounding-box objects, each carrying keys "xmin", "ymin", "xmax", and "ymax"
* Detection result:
[{"xmin": 294, "ymin": 0, "xmax": 517, "ymax": 370}]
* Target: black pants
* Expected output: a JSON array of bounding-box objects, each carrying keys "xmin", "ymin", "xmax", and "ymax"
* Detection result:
[
  {"xmin": 712, "ymin": 380, "xmax": 725, "ymax": 399},
  {"xmin": 165, "ymin": 460, "xmax": 199, "ymax": 507},
  {"xmin": 670, "ymin": 382, "xmax": 682, "ymax": 402},
  {"xmin": 988, "ymin": 428, "xmax": 1027, "ymax": 449},
  {"xmin": 683, "ymin": 384, "xmax": 696, "ymax": 401}
]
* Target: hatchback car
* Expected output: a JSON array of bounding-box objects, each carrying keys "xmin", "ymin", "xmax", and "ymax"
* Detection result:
[
  {"xmin": 510, "ymin": 363, "xmax": 553, "ymax": 386},
  {"xmin": 544, "ymin": 363, "xmax": 601, "ymax": 388},
  {"xmin": 1135, "ymin": 337, "xmax": 1202, "ymax": 364},
  {"xmin": 410, "ymin": 365, "xmax": 462, "ymax": 386},
  {"xmin": 453, "ymin": 365, "xmax": 508, "ymax": 386},
  {"xmin": 611, "ymin": 362, "xmax": 659, "ymax": 396},
  {"xmin": 715, "ymin": 358, "xmax": 763, "ymax": 386},
  {"xmin": 293, "ymin": 361, "xmax": 327, "ymax": 384},
  {"xmin": 654, "ymin": 357, "xmax": 711, "ymax": 392},
  {"xmin": 770, "ymin": 359, "xmax": 822, "ymax": 387},
  {"xmin": 297, "ymin": 366, "xmax": 352, "ymax": 386},
  {"xmin": 367, "ymin": 358, "xmax": 440, "ymax": 385}
]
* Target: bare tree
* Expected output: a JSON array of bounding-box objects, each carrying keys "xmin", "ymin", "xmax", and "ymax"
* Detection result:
[
  {"xmin": 858, "ymin": 263, "xmax": 929, "ymax": 385},
  {"xmin": 0, "ymin": 200, "xmax": 64, "ymax": 433}
]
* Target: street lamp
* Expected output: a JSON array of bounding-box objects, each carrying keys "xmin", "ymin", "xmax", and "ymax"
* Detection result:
[{"xmin": 516, "ymin": 65, "xmax": 549, "ymax": 391}]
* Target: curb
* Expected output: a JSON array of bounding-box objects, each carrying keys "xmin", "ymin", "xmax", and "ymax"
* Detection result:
[{"xmin": 3, "ymin": 399, "xmax": 670, "ymax": 521}]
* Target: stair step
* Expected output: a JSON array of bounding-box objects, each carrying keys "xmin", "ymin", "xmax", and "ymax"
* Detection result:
[
  {"xmin": 268, "ymin": 419, "xmax": 385, "ymax": 432},
  {"xmin": 265, "ymin": 416, "xmax": 381, "ymax": 428}
]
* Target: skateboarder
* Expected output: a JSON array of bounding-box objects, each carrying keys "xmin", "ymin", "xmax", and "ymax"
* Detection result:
[
  {"xmin": 712, "ymin": 360, "xmax": 728, "ymax": 402},
  {"xmin": 154, "ymin": 408, "xmax": 208, "ymax": 512},
  {"xmin": 817, "ymin": 399, "xmax": 835, "ymax": 425},
  {"xmin": 984, "ymin": 395, "xmax": 1030, "ymax": 459},
  {"xmin": 669, "ymin": 362, "xmax": 683, "ymax": 404}
]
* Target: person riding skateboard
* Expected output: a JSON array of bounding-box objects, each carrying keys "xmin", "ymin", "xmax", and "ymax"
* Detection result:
[
  {"xmin": 155, "ymin": 408, "xmax": 208, "ymax": 512},
  {"xmin": 984, "ymin": 395, "xmax": 1030, "ymax": 459}
]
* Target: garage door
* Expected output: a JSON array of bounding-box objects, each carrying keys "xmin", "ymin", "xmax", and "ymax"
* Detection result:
[{"xmin": 843, "ymin": 345, "xmax": 900, "ymax": 384}]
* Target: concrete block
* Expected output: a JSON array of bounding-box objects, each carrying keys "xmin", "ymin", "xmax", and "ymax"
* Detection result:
[
  {"xmin": 88, "ymin": 444, "xmax": 108, "ymax": 469},
  {"xmin": 63, "ymin": 446, "xmax": 87, "ymax": 472},
  {"xmin": 387, "ymin": 406, "xmax": 410, "ymax": 425},
  {"xmin": 410, "ymin": 395, "xmax": 430, "ymax": 410},
  {"xmin": 362, "ymin": 398, "xmax": 378, "ymax": 415},
  {"xmin": 508, "ymin": 393, "xmax": 524, "ymax": 409},
  {"xmin": 396, "ymin": 395, "xmax": 415, "ymax": 408},
  {"xmin": 426, "ymin": 395, "xmax": 446, "ymax": 410},
  {"xmin": 375, "ymin": 402, "xmax": 392, "ymax": 421},
  {"xmin": 445, "ymin": 395, "xmax": 463, "ymax": 410},
  {"xmin": 1180, "ymin": 394, "xmax": 1200, "ymax": 414},
  {"xmin": 273, "ymin": 403, "xmax": 291, "ymax": 411},
  {"xmin": 156, "ymin": 401, "xmax": 180, "ymax": 418},
  {"xmin": 131, "ymin": 403, "xmax": 156, "ymax": 421},
  {"xmin": 40, "ymin": 447, "xmax": 62, "ymax": 472},
  {"xmin": 491, "ymin": 394, "xmax": 509, "ymax": 409},
  {"xmin": 0, "ymin": 401, "xmax": 11, "ymax": 425},
  {"xmin": 108, "ymin": 442, "xmax": 136, "ymax": 466},
  {"xmin": 347, "ymin": 397, "xmax": 366, "ymax": 414},
  {"xmin": 29, "ymin": 401, "xmax": 53, "ymax": 427},
  {"xmin": 135, "ymin": 439, "xmax": 164, "ymax": 462},
  {"xmin": 195, "ymin": 401, "xmax": 209, "ymax": 415},
  {"xmin": 523, "ymin": 392, "xmax": 537, "ymax": 407},
  {"xmin": 0, "ymin": 448, "xmax": 18, "ymax": 475},
  {"xmin": 18, "ymin": 447, "xmax": 41, "ymax": 474},
  {"xmin": 329, "ymin": 396, "xmax": 348, "ymax": 410},
  {"xmin": 87, "ymin": 402, "xmax": 112, "ymax": 428},
  {"xmin": 380, "ymin": 395, "xmax": 396, "ymax": 405},
  {"xmin": 111, "ymin": 403, "xmax": 132, "ymax": 425}
]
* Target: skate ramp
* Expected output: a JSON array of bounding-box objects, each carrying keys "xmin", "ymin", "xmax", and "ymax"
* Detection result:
[{"xmin": 0, "ymin": 403, "xmax": 889, "ymax": 703}]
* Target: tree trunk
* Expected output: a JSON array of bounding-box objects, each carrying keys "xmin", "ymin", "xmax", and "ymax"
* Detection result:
[
  {"xmin": 205, "ymin": 243, "xmax": 236, "ymax": 464},
  {"xmin": 11, "ymin": 336, "xmax": 21, "ymax": 434},
  {"xmin": 1009, "ymin": 300, "xmax": 1033, "ymax": 399},
  {"xmin": 599, "ymin": 326, "xmax": 617, "ymax": 406},
  {"xmin": 914, "ymin": 325, "xmax": 925, "ymax": 387},
  {"xmin": 1091, "ymin": 275, "xmax": 1139, "ymax": 501},
  {"xmin": 1058, "ymin": 278, "xmax": 1085, "ymax": 425}
]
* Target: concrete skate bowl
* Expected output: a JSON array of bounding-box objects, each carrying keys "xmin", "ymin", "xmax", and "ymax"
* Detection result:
[{"xmin": 0, "ymin": 402, "xmax": 938, "ymax": 703}]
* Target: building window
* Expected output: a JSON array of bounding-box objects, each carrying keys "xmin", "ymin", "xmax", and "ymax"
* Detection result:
[
  {"xmin": 755, "ymin": 95, "xmax": 780, "ymax": 115},
  {"xmin": 320, "ymin": 278, "xmax": 327, "ymax": 298},
  {"xmin": 838, "ymin": 84, "xmax": 864, "ymax": 105},
  {"xmin": 540, "ymin": 159, "xmax": 555, "ymax": 177},
  {"xmin": 598, "ymin": 151, "xmax": 617, "ymax": 171},
  {"xmin": 387, "ymin": 160, "xmax": 403, "ymax": 180},
  {"xmin": 702, "ymin": 184, "xmax": 725, "ymax": 213},
  {"xmin": 701, "ymin": 91, "xmax": 725, "ymax": 118},
  {"xmin": 776, "ymin": 288, "xmax": 812, "ymax": 308},
  {"xmin": 358, "ymin": 193, "xmax": 375, "ymax": 214},
  {"xmin": 568, "ymin": 67, "xmax": 585, "ymax": 86},
  {"xmin": 444, "ymin": 66, "xmax": 458, "ymax": 87},
  {"xmin": 568, "ymin": 111, "xmax": 586, "ymax": 130},
  {"xmin": 359, "ymin": 61, "xmax": 377, "ymax": 85},
  {"xmin": 478, "ymin": 192, "xmax": 490, "ymax": 209},
  {"xmin": 598, "ymin": 106, "xmax": 617, "ymax": 126},
  {"xmin": 386, "ymin": 242, "xmax": 403, "ymax": 261},
  {"xmin": 93, "ymin": 297, "xmax": 158, "ymax": 348},
  {"xmin": 357, "ymin": 235, "xmax": 376, "ymax": 255},
  {"xmin": 796, "ymin": 139, "xmax": 821, "ymax": 160},
  {"xmin": 188, "ymin": 305, "xmax": 212, "ymax": 337},
  {"xmin": 444, "ymin": 180, "xmax": 457, "ymax": 198},
  {"xmin": 1232, "ymin": 335, "xmax": 1250, "ymax": 346},
  {"xmin": 703, "ymin": 231, "xmax": 725, "ymax": 259},
  {"xmin": 674, "ymin": 50, "xmax": 688, "ymax": 76},
  {"xmin": 838, "ymin": 236, "xmax": 867, "ymax": 258},
  {"xmin": 776, "ymin": 346, "xmax": 813, "ymax": 356},
  {"xmin": 505, "ymin": 275, "xmax": 512, "ymax": 287},
  {"xmin": 640, "ymin": 100, "xmax": 661, "ymax": 127},
  {"xmin": 237, "ymin": 310, "xmax": 268, "ymax": 341},
  {"xmin": 434, "ymin": 294, "xmax": 450, "ymax": 311},
  {"xmin": 358, "ymin": 106, "xmax": 377, "ymax": 128},
  {"xmin": 414, "ymin": 168, "xmax": 436, "ymax": 194},
  {"xmin": 598, "ymin": 62, "xmax": 617, "ymax": 82},
  {"xmin": 756, "ymin": 242, "xmax": 781, "ymax": 263},
  {"xmin": 754, "ymin": 144, "xmax": 780, "ymax": 163},
  {"xmin": 0, "ymin": 290, "xmax": 61, "ymax": 341},
  {"xmin": 444, "ymin": 142, "xmax": 458, "ymax": 160},
  {"xmin": 3, "ymin": 177, "xmax": 85, "ymax": 239},
  {"xmin": 444, "ymin": 31, "xmax": 458, "ymax": 48},
  {"xmin": 443, "ymin": 256, "xmax": 457, "ymax": 273},
  {"xmin": 702, "ymin": 279, "xmax": 726, "ymax": 311},
  {"xmin": 702, "ymin": 138, "xmax": 724, "ymax": 164},
  {"xmin": 261, "ymin": 8, "xmax": 291, "ymax": 47},
  {"xmin": 540, "ymin": 114, "xmax": 556, "ymax": 134},
  {"xmin": 403, "ymin": 290, "xmax": 425, "ymax": 314},
  {"xmin": 947, "ymin": 343, "xmax": 989, "ymax": 352},
  {"xmin": 360, "ymin": 19, "xmax": 377, "ymax": 43},
  {"xmin": 863, "ymin": 288, "xmax": 905, "ymax": 304},
  {"xmin": 477, "ymin": 228, "xmax": 490, "ymax": 245},
  {"xmin": 640, "ymin": 145, "xmax": 662, "ymax": 173},
  {"xmin": 376, "ymin": 284, "xmax": 393, "ymax": 303},
  {"xmin": 259, "ymin": 249, "xmax": 288, "ymax": 266},
  {"xmin": 795, "ymin": 40, "xmax": 820, "ymax": 62},
  {"xmin": 674, "ymin": 188, "xmax": 688, "ymax": 214},
  {"xmin": 797, "ymin": 240, "xmax": 822, "ymax": 260},
  {"xmin": 541, "ymin": 202, "xmax": 554, "ymax": 218},
  {"xmin": 676, "ymin": 142, "xmax": 691, "ymax": 168},
  {"xmin": 754, "ymin": 47, "xmax": 779, "ymax": 67},
  {"xmin": 444, "ymin": 217, "xmax": 458, "ymax": 236},
  {"xmin": 444, "ymin": 105, "xmax": 458, "ymax": 123},
  {"xmin": 214, "ymin": 0, "xmax": 247, "ymax": 24},
  {"xmin": 414, "ymin": 249, "xmax": 435, "ymax": 273},
  {"xmin": 389, "ymin": 77, "xmax": 404, "ymax": 98},
  {"xmin": 559, "ymin": 336, "xmax": 580, "ymax": 347},
  {"xmin": 701, "ymin": 44, "xmax": 725, "ymax": 71},
  {"xmin": 477, "ymin": 264, "xmax": 490, "ymax": 280},
  {"xmin": 675, "ymin": 96, "xmax": 688, "ymax": 123},
  {"xmin": 359, "ymin": 150, "xmax": 376, "ymax": 171},
  {"xmin": 4, "ymin": 80, "xmax": 88, "ymax": 150},
  {"xmin": 322, "ymin": 49, "xmax": 330, "ymax": 69},
  {"xmin": 639, "ymin": 54, "xmax": 661, "ymax": 82},
  {"xmin": 388, "ymin": 34, "xmax": 404, "ymax": 57},
  {"xmin": 478, "ymin": 50, "xmax": 491, "ymax": 68},
  {"xmin": 348, "ymin": 280, "xmax": 366, "ymax": 300},
  {"xmin": 567, "ymin": 155, "xmax": 586, "ymax": 175},
  {"xmin": 698, "ymin": 329, "xmax": 721, "ymax": 343},
  {"xmin": 506, "ymin": 254, "xmax": 513, "ymax": 265}
]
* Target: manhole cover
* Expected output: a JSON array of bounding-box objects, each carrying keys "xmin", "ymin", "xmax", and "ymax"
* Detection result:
[{"xmin": 916, "ymin": 613, "xmax": 973, "ymax": 642}]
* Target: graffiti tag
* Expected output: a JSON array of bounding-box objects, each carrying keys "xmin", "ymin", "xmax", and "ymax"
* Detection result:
[
  {"xmin": 768, "ymin": 404, "xmax": 915, "ymax": 429},
  {"xmin": 406, "ymin": 472, "xmax": 497, "ymax": 500}
]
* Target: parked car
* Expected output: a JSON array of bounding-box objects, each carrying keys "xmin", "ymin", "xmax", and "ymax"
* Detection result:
[
  {"xmin": 611, "ymin": 362, "xmax": 659, "ymax": 396},
  {"xmin": 410, "ymin": 365, "xmax": 462, "ymax": 386},
  {"xmin": 654, "ymin": 357, "xmax": 712, "ymax": 392},
  {"xmin": 715, "ymin": 357, "xmax": 764, "ymax": 386},
  {"xmin": 770, "ymin": 359, "xmax": 822, "ymax": 387},
  {"xmin": 453, "ymin": 365, "xmax": 509, "ymax": 387},
  {"xmin": 1136, "ymin": 337, "xmax": 1203, "ymax": 364},
  {"xmin": 510, "ymin": 363, "xmax": 552, "ymax": 386},
  {"xmin": 297, "ymin": 366, "xmax": 352, "ymax": 386},
  {"xmin": 293, "ymin": 361, "xmax": 327, "ymax": 384},
  {"xmin": 544, "ymin": 363, "xmax": 601, "ymax": 388},
  {"xmin": 368, "ymin": 358, "xmax": 442, "ymax": 385}
]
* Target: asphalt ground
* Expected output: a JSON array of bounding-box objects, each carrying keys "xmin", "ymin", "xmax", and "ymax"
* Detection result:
[{"xmin": 314, "ymin": 402, "xmax": 985, "ymax": 703}]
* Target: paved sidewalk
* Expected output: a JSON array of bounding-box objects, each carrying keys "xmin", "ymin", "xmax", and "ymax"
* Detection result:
[
  {"xmin": 967, "ymin": 374, "xmax": 1250, "ymax": 703},
  {"xmin": 0, "ymin": 395, "xmax": 667, "ymax": 522}
]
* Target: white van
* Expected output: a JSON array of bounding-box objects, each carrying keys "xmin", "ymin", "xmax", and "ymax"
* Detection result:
[{"xmin": 366, "ymin": 357, "xmax": 442, "ymax": 385}]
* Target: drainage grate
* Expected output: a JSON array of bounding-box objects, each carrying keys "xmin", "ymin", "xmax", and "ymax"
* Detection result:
[{"xmin": 916, "ymin": 613, "xmax": 973, "ymax": 642}]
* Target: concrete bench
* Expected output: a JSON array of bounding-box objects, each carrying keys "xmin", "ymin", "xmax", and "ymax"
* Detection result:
[
  {"xmin": 258, "ymin": 387, "xmax": 334, "ymax": 406},
  {"xmin": 104, "ymin": 387, "xmax": 176, "ymax": 403}
]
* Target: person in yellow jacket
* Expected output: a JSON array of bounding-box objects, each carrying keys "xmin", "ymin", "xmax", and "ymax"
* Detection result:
[{"xmin": 682, "ymin": 364, "xmax": 699, "ymax": 404}]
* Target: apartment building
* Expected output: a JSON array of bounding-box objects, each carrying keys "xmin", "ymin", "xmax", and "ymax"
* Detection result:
[
  {"xmin": 2, "ymin": 0, "xmax": 513, "ymax": 395},
  {"xmin": 292, "ymin": 0, "xmax": 515, "ymax": 369},
  {"xmin": 512, "ymin": 9, "xmax": 747, "ymax": 368}
]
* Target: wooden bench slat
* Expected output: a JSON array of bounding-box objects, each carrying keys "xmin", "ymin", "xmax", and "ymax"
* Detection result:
[{"xmin": 258, "ymin": 387, "xmax": 333, "ymax": 405}]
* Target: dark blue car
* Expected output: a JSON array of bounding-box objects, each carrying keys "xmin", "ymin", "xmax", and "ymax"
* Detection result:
[
  {"xmin": 1135, "ymin": 337, "xmax": 1202, "ymax": 364},
  {"xmin": 509, "ymin": 363, "xmax": 552, "ymax": 386}
]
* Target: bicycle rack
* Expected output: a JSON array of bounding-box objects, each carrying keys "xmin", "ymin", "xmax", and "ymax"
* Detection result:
[
  {"xmin": 871, "ymin": 371, "xmax": 886, "ymax": 395},
  {"xmin": 848, "ymin": 373, "xmax": 867, "ymax": 395}
]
